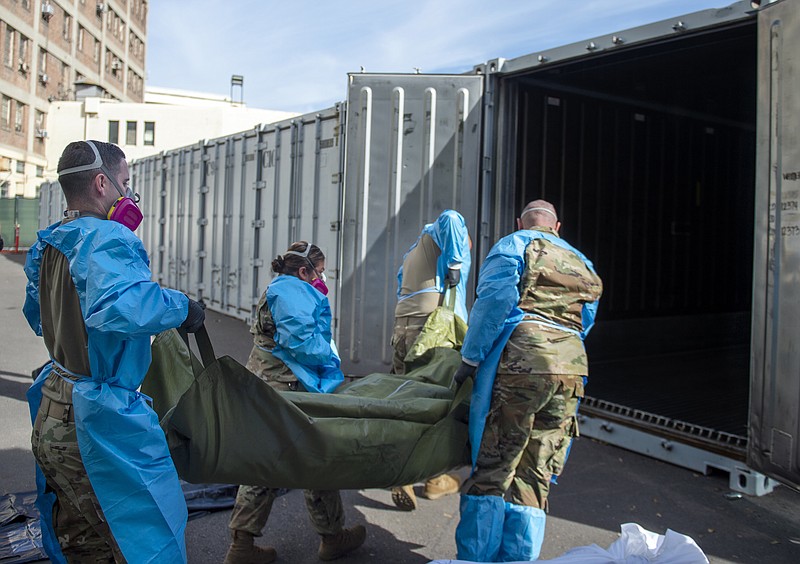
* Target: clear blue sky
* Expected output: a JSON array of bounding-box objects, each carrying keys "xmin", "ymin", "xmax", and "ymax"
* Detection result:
[{"xmin": 146, "ymin": 0, "xmax": 736, "ymax": 114}]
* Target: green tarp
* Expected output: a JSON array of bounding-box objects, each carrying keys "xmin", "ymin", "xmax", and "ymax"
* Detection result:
[{"xmin": 142, "ymin": 324, "xmax": 472, "ymax": 490}]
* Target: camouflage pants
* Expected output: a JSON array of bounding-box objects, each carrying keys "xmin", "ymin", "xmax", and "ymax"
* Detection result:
[
  {"xmin": 31, "ymin": 382, "xmax": 125, "ymax": 563},
  {"xmin": 465, "ymin": 371, "xmax": 583, "ymax": 510},
  {"xmin": 390, "ymin": 316, "xmax": 427, "ymax": 374},
  {"xmin": 229, "ymin": 485, "xmax": 344, "ymax": 537}
]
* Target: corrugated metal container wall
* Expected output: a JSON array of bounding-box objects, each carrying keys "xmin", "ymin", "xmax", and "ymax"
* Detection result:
[
  {"xmin": 131, "ymin": 107, "xmax": 344, "ymax": 324},
  {"xmin": 38, "ymin": 181, "xmax": 65, "ymax": 228},
  {"xmin": 338, "ymin": 74, "xmax": 484, "ymax": 375},
  {"xmin": 133, "ymin": 156, "xmax": 165, "ymax": 275},
  {"xmin": 749, "ymin": 0, "xmax": 800, "ymax": 490},
  {"xmin": 253, "ymin": 107, "xmax": 345, "ymax": 317},
  {"xmin": 165, "ymin": 142, "xmax": 205, "ymax": 297}
]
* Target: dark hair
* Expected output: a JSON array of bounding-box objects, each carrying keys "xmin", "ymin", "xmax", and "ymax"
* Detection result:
[
  {"xmin": 271, "ymin": 241, "xmax": 325, "ymax": 276},
  {"xmin": 57, "ymin": 140, "xmax": 125, "ymax": 199}
]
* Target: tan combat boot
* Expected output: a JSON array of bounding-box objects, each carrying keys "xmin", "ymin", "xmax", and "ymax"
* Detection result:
[
  {"xmin": 223, "ymin": 530, "xmax": 277, "ymax": 564},
  {"xmin": 318, "ymin": 524, "xmax": 367, "ymax": 561},
  {"xmin": 423, "ymin": 473, "xmax": 461, "ymax": 500},
  {"xmin": 390, "ymin": 485, "xmax": 417, "ymax": 511}
]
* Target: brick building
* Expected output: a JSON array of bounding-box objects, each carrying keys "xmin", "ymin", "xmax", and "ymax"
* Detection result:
[{"xmin": 0, "ymin": 0, "xmax": 147, "ymax": 198}]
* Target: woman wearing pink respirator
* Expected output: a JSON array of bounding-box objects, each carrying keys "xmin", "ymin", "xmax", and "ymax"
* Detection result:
[{"xmin": 223, "ymin": 241, "xmax": 366, "ymax": 564}]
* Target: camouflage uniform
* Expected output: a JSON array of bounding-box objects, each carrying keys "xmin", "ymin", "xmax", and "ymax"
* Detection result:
[
  {"xmin": 32, "ymin": 371, "xmax": 125, "ymax": 563},
  {"xmin": 28, "ymin": 244, "xmax": 128, "ymax": 563},
  {"xmin": 229, "ymin": 291, "xmax": 345, "ymax": 537},
  {"xmin": 466, "ymin": 228, "xmax": 603, "ymax": 510}
]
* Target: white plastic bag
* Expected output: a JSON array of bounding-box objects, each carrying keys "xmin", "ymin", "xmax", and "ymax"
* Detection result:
[{"xmin": 429, "ymin": 522, "xmax": 709, "ymax": 564}]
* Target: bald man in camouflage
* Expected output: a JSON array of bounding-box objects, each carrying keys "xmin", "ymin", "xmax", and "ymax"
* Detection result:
[{"xmin": 452, "ymin": 200, "xmax": 603, "ymax": 562}]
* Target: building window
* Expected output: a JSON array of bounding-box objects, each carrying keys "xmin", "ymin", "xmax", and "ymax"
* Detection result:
[
  {"xmin": 16, "ymin": 160, "xmax": 24, "ymax": 173},
  {"xmin": 15, "ymin": 102, "xmax": 25, "ymax": 133},
  {"xmin": 63, "ymin": 14, "xmax": 72, "ymax": 42},
  {"xmin": 22, "ymin": 0, "xmax": 31, "ymax": 10},
  {"xmin": 61, "ymin": 61, "xmax": 70, "ymax": 91},
  {"xmin": 19, "ymin": 35, "xmax": 29, "ymax": 66},
  {"xmin": 108, "ymin": 120, "xmax": 119, "ymax": 143},
  {"xmin": 93, "ymin": 38, "xmax": 100, "ymax": 62},
  {"xmin": 4, "ymin": 25, "xmax": 15, "ymax": 67},
  {"xmin": 144, "ymin": 121, "xmax": 155, "ymax": 146},
  {"xmin": 39, "ymin": 48, "xmax": 47, "ymax": 73},
  {"xmin": 77, "ymin": 26, "xmax": 84, "ymax": 51},
  {"xmin": 1, "ymin": 96, "xmax": 10, "ymax": 129},
  {"xmin": 126, "ymin": 121, "xmax": 136, "ymax": 145},
  {"xmin": 36, "ymin": 165, "xmax": 44, "ymax": 177}
]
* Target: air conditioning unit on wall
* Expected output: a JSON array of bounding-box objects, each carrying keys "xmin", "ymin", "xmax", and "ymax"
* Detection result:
[
  {"xmin": 35, "ymin": 129, "xmax": 48, "ymax": 139},
  {"xmin": 97, "ymin": 2, "xmax": 107, "ymax": 15},
  {"xmin": 41, "ymin": 2, "xmax": 54, "ymax": 21},
  {"xmin": 18, "ymin": 60, "xmax": 29, "ymax": 73},
  {"xmin": 39, "ymin": 72, "xmax": 49, "ymax": 85}
]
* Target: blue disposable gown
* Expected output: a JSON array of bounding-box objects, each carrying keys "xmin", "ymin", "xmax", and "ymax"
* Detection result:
[
  {"xmin": 267, "ymin": 274, "xmax": 344, "ymax": 393},
  {"xmin": 23, "ymin": 218, "xmax": 189, "ymax": 564},
  {"xmin": 396, "ymin": 209, "xmax": 472, "ymax": 322}
]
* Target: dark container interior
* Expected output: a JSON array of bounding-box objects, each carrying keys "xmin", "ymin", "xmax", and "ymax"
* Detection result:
[{"xmin": 501, "ymin": 20, "xmax": 758, "ymax": 450}]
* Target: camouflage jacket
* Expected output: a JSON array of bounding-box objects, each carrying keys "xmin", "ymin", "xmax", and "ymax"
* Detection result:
[
  {"xmin": 245, "ymin": 291, "xmax": 295, "ymax": 383},
  {"xmin": 507, "ymin": 228, "xmax": 603, "ymax": 374}
]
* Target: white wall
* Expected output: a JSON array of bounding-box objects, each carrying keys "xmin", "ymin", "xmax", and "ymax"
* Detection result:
[{"xmin": 44, "ymin": 95, "xmax": 299, "ymax": 176}]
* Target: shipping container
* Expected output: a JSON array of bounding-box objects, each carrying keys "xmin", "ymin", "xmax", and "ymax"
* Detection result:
[
  {"xmin": 337, "ymin": 0, "xmax": 800, "ymax": 494},
  {"xmin": 126, "ymin": 107, "xmax": 346, "ymax": 319},
  {"xmin": 38, "ymin": 0, "xmax": 799, "ymax": 493}
]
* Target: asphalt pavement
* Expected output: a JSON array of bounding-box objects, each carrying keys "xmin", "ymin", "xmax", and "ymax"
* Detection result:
[{"xmin": 1, "ymin": 251, "xmax": 799, "ymax": 563}]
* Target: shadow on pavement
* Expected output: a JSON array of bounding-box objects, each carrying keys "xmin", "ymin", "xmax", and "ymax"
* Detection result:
[
  {"xmin": 548, "ymin": 437, "xmax": 800, "ymax": 563},
  {"xmin": 0, "ymin": 371, "xmax": 33, "ymax": 403}
]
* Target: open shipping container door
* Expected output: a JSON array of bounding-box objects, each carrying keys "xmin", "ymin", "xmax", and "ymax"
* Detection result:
[
  {"xmin": 749, "ymin": 0, "xmax": 800, "ymax": 490},
  {"xmin": 489, "ymin": 2, "xmax": 786, "ymax": 493},
  {"xmin": 338, "ymin": 74, "xmax": 483, "ymax": 375}
]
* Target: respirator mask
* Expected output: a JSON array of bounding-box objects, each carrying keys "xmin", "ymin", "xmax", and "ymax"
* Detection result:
[
  {"xmin": 58, "ymin": 140, "xmax": 143, "ymax": 231},
  {"xmin": 285, "ymin": 243, "xmax": 329, "ymax": 295}
]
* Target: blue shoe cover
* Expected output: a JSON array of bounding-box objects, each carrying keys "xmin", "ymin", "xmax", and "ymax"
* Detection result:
[
  {"xmin": 497, "ymin": 502, "xmax": 546, "ymax": 562},
  {"xmin": 455, "ymin": 494, "xmax": 505, "ymax": 562}
]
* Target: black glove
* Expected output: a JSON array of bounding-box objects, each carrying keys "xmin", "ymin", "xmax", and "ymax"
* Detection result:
[
  {"xmin": 452, "ymin": 361, "xmax": 477, "ymax": 387},
  {"xmin": 180, "ymin": 298, "xmax": 206, "ymax": 333},
  {"xmin": 445, "ymin": 267, "xmax": 461, "ymax": 288}
]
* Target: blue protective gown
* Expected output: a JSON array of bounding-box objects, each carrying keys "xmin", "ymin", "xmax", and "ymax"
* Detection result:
[
  {"xmin": 267, "ymin": 274, "xmax": 344, "ymax": 393},
  {"xmin": 456, "ymin": 229, "xmax": 599, "ymax": 562},
  {"xmin": 396, "ymin": 209, "xmax": 472, "ymax": 322},
  {"xmin": 23, "ymin": 218, "xmax": 189, "ymax": 564}
]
